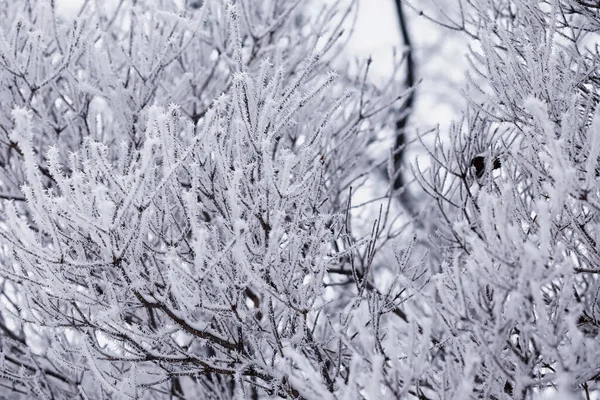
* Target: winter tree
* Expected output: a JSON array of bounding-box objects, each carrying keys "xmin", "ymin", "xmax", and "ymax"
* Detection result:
[
  {"xmin": 0, "ymin": 0, "xmax": 422, "ymax": 398},
  {"xmin": 3, "ymin": 0, "xmax": 599, "ymax": 399},
  {"xmin": 409, "ymin": 0, "xmax": 600, "ymax": 398}
]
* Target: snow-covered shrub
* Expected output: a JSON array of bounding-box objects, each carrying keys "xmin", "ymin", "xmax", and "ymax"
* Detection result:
[
  {"xmin": 414, "ymin": 0, "xmax": 600, "ymax": 398},
  {"xmin": 0, "ymin": 0, "xmax": 423, "ymax": 398}
]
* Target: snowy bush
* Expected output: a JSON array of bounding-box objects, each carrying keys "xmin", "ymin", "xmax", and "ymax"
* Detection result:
[
  {"xmin": 413, "ymin": 0, "xmax": 600, "ymax": 398},
  {"xmin": 0, "ymin": 0, "xmax": 423, "ymax": 398},
  {"xmin": 6, "ymin": 0, "xmax": 600, "ymax": 398}
]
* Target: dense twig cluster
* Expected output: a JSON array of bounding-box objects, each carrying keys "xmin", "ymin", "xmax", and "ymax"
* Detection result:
[
  {"xmin": 410, "ymin": 0, "xmax": 600, "ymax": 398},
  {"xmin": 3, "ymin": 0, "xmax": 600, "ymax": 399},
  {"xmin": 0, "ymin": 1, "xmax": 420, "ymax": 398}
]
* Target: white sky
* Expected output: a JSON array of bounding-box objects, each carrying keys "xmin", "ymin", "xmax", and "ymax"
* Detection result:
[{"xmin": 345, "ymin": 0, "xmax": 470, "ymax": 130}]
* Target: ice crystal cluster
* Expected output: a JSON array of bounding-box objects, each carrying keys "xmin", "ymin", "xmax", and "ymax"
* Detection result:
[{"xmin": 1, "ymin": 0, "xmax": 600, "ymax": 399}]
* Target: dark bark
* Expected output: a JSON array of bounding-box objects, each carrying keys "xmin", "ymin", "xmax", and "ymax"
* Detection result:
[{"xmin": 392, "ymin": 0, "xmax": 415, "ymax": 193}]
